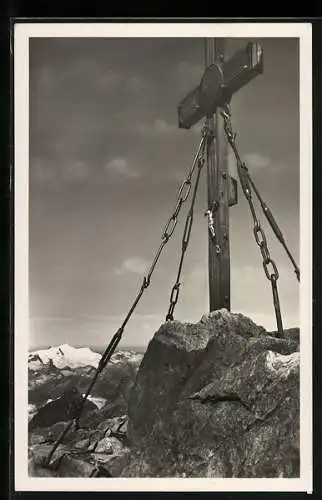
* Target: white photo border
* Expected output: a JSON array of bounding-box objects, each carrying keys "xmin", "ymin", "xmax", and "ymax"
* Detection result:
[{"xmin": 14, "ymin": 21, "xmax": 313, "ymax": 492}]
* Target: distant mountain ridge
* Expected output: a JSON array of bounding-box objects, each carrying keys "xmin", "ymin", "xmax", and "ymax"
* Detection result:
[
  {"xmin": 28, "ymin": 343, "xmax": 144, "ymax": 432},
  {"xmin": 28, "ymin": 344, "xmax": 101, "ymax": 370},
  {"xmin": 28, "ymin": 344, "xmax": 143, "ymax": 371}
]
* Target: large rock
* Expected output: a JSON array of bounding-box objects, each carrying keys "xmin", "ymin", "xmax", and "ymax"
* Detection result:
[{"xmin": 124, "ymin": 309, "xmax": 299, "ymax": 478}]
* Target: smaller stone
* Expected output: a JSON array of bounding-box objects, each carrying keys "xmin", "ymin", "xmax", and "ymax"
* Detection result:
[
  {"xmin": 119, "ymin": 419, "xmax": 128, "ymax": 434},
  {"xmin": 32, "ymin": 420, "xmax": 76, "ymax": 444},
  {"xmin": 110, "ymin": 415, "xmax": 128, "ymax": 433},
  {"xmin": 96, "ymin": 448, "xmax": 131, "ymax": 477},
  {"xmin": 57, "ymin": 454, "xmax": 96, "ymax": 477},
  {"xmin": 87, "ymin": 429, "xmax": 103, "ymax": 451},
  {"xmin": 95, "ymin": 438, "xmax": 114, "ymax": 454},
  {"xmin": 87, "ymin": 440, "xmax": 98, "ymax": 452},
  {"xmin": 97, "ymin": 420, "xmax": 111, "ymax": 434},
  {"xmin": 50, "ymin": 421, "xmax": 75, "ymax": 442},
  {"xmin": 30, "ymin": 443, "xmax": 67, "ymax": 468},
  {"xmin": 29, "ymin": 434, "xmax": 47, "ymax": 445},
  {"xmin": 74, "ymin": 438, "xmax": 90, "ymax": 450},
  {"xmin": 28, "ymin": 457, "xmax": 57, "ymax": 477},
  {"xmin": 95, "ymin": 436, "xmax": 124, "ymax": 455},
  {"xmin": 97, "ymin": 415, "xmax": 128, "ymax": 436},
  {"xmin": 91, "ymin": 452, "xmax": 114, "ymax": 464},
  {"xmin": 73, "ymin": 427, "xmax": 90, "ymax": 442}
]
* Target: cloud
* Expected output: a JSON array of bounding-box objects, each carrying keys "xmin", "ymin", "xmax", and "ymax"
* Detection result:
[
  {"xmin": 115, "ymin": 257, "xmax": 150, "ymax": 276},
  {"xmin": 127, "ymin": 76, "xmax": 149, "ymax": 93},
  {"xmin": 234, "ymin": 310, "xmax": 299, "ymax": 332},
  {"xmin": 30, "ymin": 158, "xmax": 92, "ymax": 189},
  {"xmin": 37, "ymin": 67, "xmax": 58, "ymax": 89},
  {"xmin": 78, "ymin": 312, "xmax": 164, "ymax": 348},
  {"xmin": 59, "ymin": 60, "xmax": 148, "ymax": 94},
  {"xmin": 227, "ymin": 151, "xmax": 271, "ymax": 178},
  {"xmin": 61, "ymin": 60, "xmax": 121, "ymax": 89},
  {"xmin": 137, "ymin": 118, "xmax": 204, "ymax": 138},
  {"xmin": 80, "ymin": 312, "xmax": 162, "ymax": 323},
  {"xmin": 31, "ymin": 158, "xmax": 57, "ymax": 184},
  {"xmin": 243, "ymin": 152, "xmax": 271, "ymax": 170},
  {"xmin": 230, "ymin": 263, "xmax": 299, "ymax": 329},
  {"xmin": 97, "ymin": 72, "xmax": 149, "ymax": 93},
  {"xmin": 174, "ymin": 61, "xmax": 203, "ymax": 92},
  {"xmin": 183, "ymin": 264, "xmax": 208, "ymax": 300},
  {"xmin": 231, "ymin": 263, "xmax": 298, "ymax": 289},
  {"xmin": 37, "ymin": 61, "xmax": 147, "ymax": 97},
  {"xmin": 105, "ymin": 157, "xmax": 140, "ymax": 179},
  {"xmin": 30, "ymin": 317, "xmax": 74, "ymax": 322},
  {"xmin": 67, "ymin": 59, "xmax": 101, "ymax": 79},
  {"xmin": 64, "ymin": 161, "xmax": 91, "ymax": 182},
  {"xmin": 138, "ymin": 119, "xmax": 177, "ymax": 136},
  {"xmin": 153, "ymin": 119, "xmax": 177, "ymax": 134},
  {"xmin": 96, "ymin": 69, "xmax": 122, "ymax": 88},
  {"xmin": 29, "ymin": 311, "xmax": 165, "ymax": 350},
  {"xmin": 162, "ymin": 169, "xmax": 189, "ymax": 183}
]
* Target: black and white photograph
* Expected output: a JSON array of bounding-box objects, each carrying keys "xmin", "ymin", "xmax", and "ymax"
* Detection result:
[{"xmin": 14, "ymin": 22, "xmax": 312, "ymax": 492}]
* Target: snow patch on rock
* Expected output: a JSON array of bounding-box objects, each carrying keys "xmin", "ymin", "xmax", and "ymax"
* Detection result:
[
  {"xmin": 265, "ymin": 350, "xmax": 299, "ymax": 378},
  {"xmin": 85, "ymin": 395, "xmax": 106, "ymax": 410}
]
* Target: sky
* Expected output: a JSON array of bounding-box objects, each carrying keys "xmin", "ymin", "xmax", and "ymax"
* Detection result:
[{"xmin": 29, "ymin": 36, "xmax": 300, "ymax": 350}]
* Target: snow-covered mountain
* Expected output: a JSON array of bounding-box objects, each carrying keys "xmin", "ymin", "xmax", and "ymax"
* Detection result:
[
  {"xmin": 28, "ymin": 344, "xmax": 101, "ymax": 370},
  {"xmin": 28, "ymin": 344, "xmax": 144, "ymax": 371},
  {"xmin": 108, "ymin": 350, "xmax": 143, "ymax": 366}
]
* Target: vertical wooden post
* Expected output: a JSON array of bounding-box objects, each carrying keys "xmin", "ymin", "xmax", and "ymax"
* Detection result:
[
  {"xmin": 178, "ymin": 40, "xmax": 263, "ymax": 312},
  {"xmin": 205, "ymin": 38, "xmax": 231, "ymax": 312}
]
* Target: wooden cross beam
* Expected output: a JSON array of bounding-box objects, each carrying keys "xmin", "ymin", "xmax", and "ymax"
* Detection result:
[
  {"xmin": 177, "ymin": 39, "xmax": 263, "ymax": 313},
  {"xmin": 178, "ymin": 41, "xmax": 263, "ymax": 130}
]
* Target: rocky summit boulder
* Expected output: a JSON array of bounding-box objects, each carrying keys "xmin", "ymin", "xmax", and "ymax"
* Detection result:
[{"xmin": 124, "ymin": 309, "xmax": 299, "ymax": 478}]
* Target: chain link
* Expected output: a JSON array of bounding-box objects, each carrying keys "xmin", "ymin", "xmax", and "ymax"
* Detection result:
[
  {"xmin": 166, "ymin": 146, "xmax": 206, "ymax": 321},
  {"xmin": 182, "ymin": 213, "xmax": 194, "ymax": 249},
  {"xmin": 45, "ymin": 125, "xmax": 209, "ymax": 467},
  {"xmin": 221, "ymin": 104, "xmax": 284, "ymax": 338},
  {"xmin": 177, "ymin": 179, "xmax": 193, "ymax": 204}
]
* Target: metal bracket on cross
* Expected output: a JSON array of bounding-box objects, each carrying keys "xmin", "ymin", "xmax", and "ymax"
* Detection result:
[
  {"xmin": 178, "ymin": 42, "xmax": 263, "ymax": 130},
  {"xmin": 228, "ymin": 175, "xmax": 238, "ymax": 207}
]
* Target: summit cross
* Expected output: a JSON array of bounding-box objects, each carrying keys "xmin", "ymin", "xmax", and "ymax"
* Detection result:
[{"xmin": 178, "ymin": 38, "xmax": 263, "ymax": 312}]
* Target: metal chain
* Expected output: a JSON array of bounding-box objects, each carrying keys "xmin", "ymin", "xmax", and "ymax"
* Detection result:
[
  {"xmin": 45, "ymin": 125, "xmax": 209, "ymax": 467},
  {"xmin": 247, "ymin": 175, "xmax": 300, "ymax": 282},
  {"xmin": 166, "ymin": 140, "xmax": 207, "ymax": 321},
  {"xmin": 220, "ymin": 103, "xmax": 299, "ymax": 281},
  {"xmin": 220, "ymin": 104, "xmax": 284, "ymax": 338}
]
